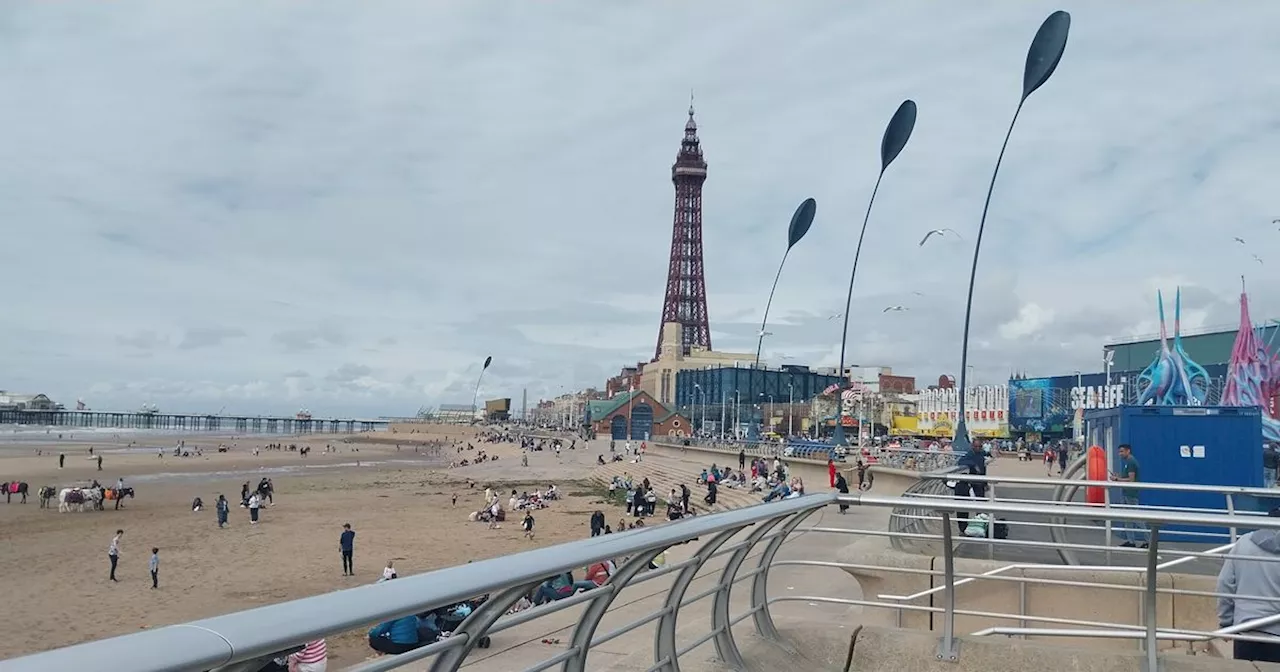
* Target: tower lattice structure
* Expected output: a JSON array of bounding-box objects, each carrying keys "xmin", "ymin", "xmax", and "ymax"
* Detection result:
[{"xmin": 655, "ymin": 104, "xmax": 712, "ymax": 360}]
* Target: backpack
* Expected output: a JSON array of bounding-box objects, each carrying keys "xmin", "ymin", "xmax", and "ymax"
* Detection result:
[{"xmin": 964, "ymin": 514, "xmax": 989, "ymax": 538}]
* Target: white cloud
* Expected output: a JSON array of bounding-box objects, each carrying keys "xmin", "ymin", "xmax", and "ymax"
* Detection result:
[
  {"xmin": 4, "ymin": 2, "xmax": 1280, "ymax": 415},
  {"xmin": 999, "ymin": 304, "xmax": 1056, "ymax": 340}
]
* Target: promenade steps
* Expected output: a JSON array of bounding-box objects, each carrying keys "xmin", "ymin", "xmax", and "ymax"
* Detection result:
[{"xmin": 589, "ymin": 456, "xmax": 766, "ymax": 514}]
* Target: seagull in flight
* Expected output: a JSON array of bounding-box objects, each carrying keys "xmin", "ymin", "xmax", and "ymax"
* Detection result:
[
  {"xmin": 911, "ymin": 291, "xmax": 925, "ymax": 297},
  {"xmin": 758, "ymin": 329, "xmax": 773, "ymax": 338},
  {"xmin": 1234, "ymin": 236, "xmax": 1247, "ymax": 245},
  {"xmin": 1253, "ymin": 254, "xmax": 1264, "ymax": 265},
  {"xmin": 919, "ymin": 229, "xmax": 962, "ymax": 246},
  {"xmin": 827, "ymin": 313, "xmax": 843, "ymax": 321},
  {"xmin": 882, "ymin": 305, "xmax": 908, "ymax": 313}
]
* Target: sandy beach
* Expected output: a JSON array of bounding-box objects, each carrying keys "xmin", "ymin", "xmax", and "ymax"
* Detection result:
[{"xmin": 0, "ymin": 424, "xmax": 614, "ymax": 667}]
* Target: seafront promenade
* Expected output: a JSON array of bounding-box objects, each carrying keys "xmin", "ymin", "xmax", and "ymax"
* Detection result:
[{"xmin": 6, "ymin": 439, "xmax": 1274, "ymax": 672}]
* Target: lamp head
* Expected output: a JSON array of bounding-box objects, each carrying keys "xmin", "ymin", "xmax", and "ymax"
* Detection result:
[
  {"xmin": 1021, "ymin": 11, "xmax": 1071, "ymax": 102},
  {"xmin": 879, "ymin": 99, "xmax": 918, "ymax": 172}
]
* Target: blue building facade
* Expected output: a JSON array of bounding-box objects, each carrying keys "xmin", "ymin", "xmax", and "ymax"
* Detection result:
[
  {"xmin": 1007, "ymin": 364, "xmax": 1229, "ymax": 436},
  {"xmin": 674, "ymin": 365, "xmax": 842, "ymax": 411}
]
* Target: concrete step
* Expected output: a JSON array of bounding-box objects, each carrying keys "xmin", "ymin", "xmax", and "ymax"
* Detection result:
[{"xmin": 590, "ymin": 459, "xmax": 761, "ymax": 514}]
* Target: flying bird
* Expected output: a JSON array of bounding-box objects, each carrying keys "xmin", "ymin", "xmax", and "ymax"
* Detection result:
[
  {"xmin": 919, "ymin": 229, "xmax": 962, "ymax": 246},
  {"xmin": 1234, "ymin": 236, "xmax": 1247, "ymax": 245},
  {"xmin": 911, "ymin": 291, "xmax": 925, "ymax": 297},
  {"xmin": 827, "ymin": 313, "xmax": 843, "ymax": 321},
  {"xmin": 882, "ymin": 305, "xmax": 908, "ymax": 313},
  {"xmin": 1253, "ymin": 254, "xmax": 1264, "ymax": 265}
]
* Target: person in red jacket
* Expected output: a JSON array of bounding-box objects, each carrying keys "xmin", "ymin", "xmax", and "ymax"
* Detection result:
[{"xmin": 827, "ymin": 459, "xmax": 837, "ymax": 488}]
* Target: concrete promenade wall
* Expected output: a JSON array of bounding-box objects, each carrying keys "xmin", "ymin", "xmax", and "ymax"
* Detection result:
[
  {"xmin": 646, "ymin": 441, "xmax": 878, "ymax": 493},
  {"xmin": 839, "ymin": 537, "xmax": 1225, "ymax": 655},
  {"xmin": 840, "ymin": 626, "xmax": 1279, "ymax": 672}
]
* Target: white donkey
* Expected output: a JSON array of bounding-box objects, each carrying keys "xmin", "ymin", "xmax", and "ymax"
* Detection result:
[{"xmin": 58, "ymin": 487, "xmax": 102, "ymax": 513}]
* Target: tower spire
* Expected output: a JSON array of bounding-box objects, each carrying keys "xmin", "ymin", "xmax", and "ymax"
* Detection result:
[{"xmin": 656, "ymin": 101, "xmax": 712, "ymax": 360}]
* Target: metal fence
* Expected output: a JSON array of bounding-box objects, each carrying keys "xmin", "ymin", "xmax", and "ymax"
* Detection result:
[{"xmin": 8, "ymin": 484, "xmax": 1280, "ymax": 672}]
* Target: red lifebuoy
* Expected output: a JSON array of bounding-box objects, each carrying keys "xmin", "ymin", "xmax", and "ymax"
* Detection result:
[{"xmin": 1086, "ymin": 445, "xmax": 1107, "ymax": 505}]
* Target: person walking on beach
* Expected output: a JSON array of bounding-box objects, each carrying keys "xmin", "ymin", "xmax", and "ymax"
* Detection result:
[
  {"xmin": 248, "ymin": 492, "xmax": 261, "ymax": 524},
  {"xmin": 108, "ymin": 529, "xmax": 122, "ymax": 582},
  {"xmin": 522, "ymin": 511, "xmax": 535, "ymax": 540},
  {"xmin": 340, "ymin": 523, "xmax": 355, "ymax": 575},
  {"xmin": 149, "ymin": 548, "xmax": 160, "ymax": 589},
  {"xmin": 58, "ymin": 453, "xmax": 64, "ymax": 469},
  {"xmin": 97, "ymin": 454, "xmax": 103, "ymax": 471},
  {"xmin": 216, "ymin": 494, "xmax": 229, "ymax": 528},
  {"xmin": 738, "ymin": 449, "xmax": 746, "ymax": 471}
]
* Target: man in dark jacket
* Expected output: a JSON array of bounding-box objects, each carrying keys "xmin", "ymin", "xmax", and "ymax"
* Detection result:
[
  {"xmin": 589, "ymin": 510, "xmax": 605, "ymax": 537},
  {"xmin": 954, "ymin": 441, "xmax": 988, "ymax": 534},
  {"xmin": 834, "ymin": 472, "xmax": 850, "ymax": 514}
]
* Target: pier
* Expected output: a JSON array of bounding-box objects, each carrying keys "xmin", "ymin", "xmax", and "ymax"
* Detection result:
[{"xmin": 0, "ymin": 409, "xmax": 388, "ymax": 434}]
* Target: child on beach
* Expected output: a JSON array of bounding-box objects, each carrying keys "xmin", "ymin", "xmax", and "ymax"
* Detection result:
[
  {"xmin": 522, "ymin": 511, "xmax": 535, "ymax": 540},
  {"xmin": 382, "ymin": 560, "xmax": 397, "ymax": 582}
]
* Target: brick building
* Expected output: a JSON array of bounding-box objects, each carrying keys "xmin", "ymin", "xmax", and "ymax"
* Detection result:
[{"xmin": 585, "ymin": 390, "xmax": 690, "ymax": 441}]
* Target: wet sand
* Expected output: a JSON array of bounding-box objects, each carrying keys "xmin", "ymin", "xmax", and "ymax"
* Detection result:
[{"xmin": 0, "ymin": 424, "xmax": 609, "ymax": 667}]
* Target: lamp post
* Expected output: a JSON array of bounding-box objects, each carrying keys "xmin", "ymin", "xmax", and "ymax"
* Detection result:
[
  {"xmin": 693, "ymin": 382, "xmax": 703, "ymax": 435},
  {"xmin": 755, "ymin": 199, "xmax": 818, "ymax": 368},
  {"xmin": 734, "ymin": 390, "xmax": 741, "ymax": 439},
  {"xmin": 1074, "ymin": 369, "xmax": 1082, "ymax": 442},
  {"xmin": 1104, "ymin": 349, "xmax": 1115, "ymax": 403},
  {"xmin": 471, "ymin": 355, "xmax": 493, "ymax": 421},
  {"xmin": 719, "ymin": 390, "xmax": 727, "ymax": 441},
  {"xmin": 834, "ymin": 100, "xmax": 918, "ymax": 446},
  {"xmin": 952, "ymin": 11, "xmax": 1071, "ymax": 455},
  {"xmin": 788, "ymin": 383, "xmax": 794, "ymax": 437}
]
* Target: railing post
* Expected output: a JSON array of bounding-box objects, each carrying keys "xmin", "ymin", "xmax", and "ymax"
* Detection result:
[
  {"xmin": 985, "ymin": 482, "xmax": 996, "ymax": 561},
  {"xmin": 1227, "ymin": 494, "xmax": 1238, "ymax": 544},
  {"xmin": 938, "ymin": 511, "xmax": 959, "ymax": 662},
  {"xmin": 750, "ymin": 508, "xmax": 822, "ymax": 641},
  {"xmin": 1104, "ymin": 484, "xmax": 1113, "ymax": 566},
  {"xmin": 1143, "ymin": 524, "xmax": 1161, "ymax": 672},
  {"xmin": 654, "ymin": 526, "xmax": 747, "ymax": 672},
  {"xmin": 1017, "ymin": 567, "xmax": 1027, "ymax": 639},
  {"xmin": 561, "ymin": 547, "xmax": 668, "ymax": 672},
  {"xmin": 711, "ymin": 515, "xmax": 790, "ymax": 669}
]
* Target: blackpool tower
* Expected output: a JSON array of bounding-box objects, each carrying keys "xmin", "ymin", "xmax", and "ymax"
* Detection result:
[{"xmin": 655, "ymin": 103, "xmax": 712, "ymax": 360}]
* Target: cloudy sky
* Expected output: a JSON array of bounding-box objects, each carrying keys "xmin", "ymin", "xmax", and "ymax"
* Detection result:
[{"xmin": 3, "ymin": 2, "xmax": 1280, "ymax": 417}]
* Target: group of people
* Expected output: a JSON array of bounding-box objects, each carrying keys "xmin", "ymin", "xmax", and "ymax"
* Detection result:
[
  {"xmin": 470, "ymin": 484, "xmax": 559, "ymax": 530},
  {"xmin": 103, "ymin": 528, "xmax": 162, "ymax": 590},
  {"xmin": 366, "ymin": 593, "xmax": 491, "ymax": 655}
]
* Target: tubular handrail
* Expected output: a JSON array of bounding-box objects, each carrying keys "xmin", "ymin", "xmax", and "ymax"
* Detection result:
[
  {"xmin": 916, "ymin": 471, "xmax": 1280, "ymax": 497},
  {"xmin": 878, "ymin": 542, "xmax": 1237, "ymax": 604},
  {"xmin": 11, "ymin": 491, "xmax": 1280, "ymax": 672}
]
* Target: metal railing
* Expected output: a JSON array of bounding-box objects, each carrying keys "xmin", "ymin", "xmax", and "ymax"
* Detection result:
[
  {"xmin": 891, "ymin": 457, "xmax": 1280, "ymax": 565},
  {"xmin": 9, "ymin": 491, "xmax": 1280, "ymax": 672}
]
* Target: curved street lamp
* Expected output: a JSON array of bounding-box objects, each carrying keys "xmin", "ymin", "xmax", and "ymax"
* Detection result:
[
  {"xmin": 833, "ymin": 99, "xmax": 918, "ymax": 446},
  {"xmin": 754, "ymin": 198, "xmax": 818, "ymax": 368},
  {"xmin": 952, "ymin": 11, "xmax": 1070, "ymax": 453},
  {"xmin": 471, "ymin": 355, "xmax": 493, "ymax": 421}
]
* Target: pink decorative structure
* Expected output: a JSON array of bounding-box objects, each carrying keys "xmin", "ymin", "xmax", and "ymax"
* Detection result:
[{"xmin": 1220, "ymin": 279, "xmax": 1280, "ymax": 441}]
